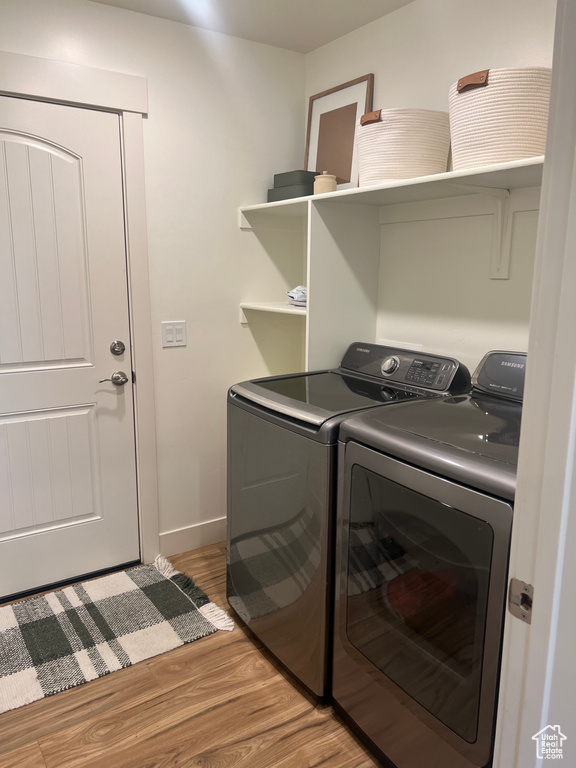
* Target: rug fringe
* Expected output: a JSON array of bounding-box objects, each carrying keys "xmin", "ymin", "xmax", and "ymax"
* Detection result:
[
  {"xmin": 153, "ymin": 555, "xmax": 234, "ymax": 632},
  {"xmin": 153, "ymin": 554, "xmax": 177, "ymax": 579},
  {"xmin": 199, "ymin": 601, "xmax": 235, "ymax": 632}
]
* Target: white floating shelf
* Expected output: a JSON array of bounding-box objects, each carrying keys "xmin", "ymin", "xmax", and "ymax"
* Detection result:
[
  {"xmin": 239, "ymin": 156, "xmax": 544, "ymax": 217},
  {"xmin": 239, "ymin": 302, "xmax": 307, "ymax": 324}
]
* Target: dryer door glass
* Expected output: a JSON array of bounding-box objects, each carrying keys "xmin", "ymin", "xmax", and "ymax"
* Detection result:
[{"xmin": 345, "ymin": 465, "xmax": 494, "ymax": 743}]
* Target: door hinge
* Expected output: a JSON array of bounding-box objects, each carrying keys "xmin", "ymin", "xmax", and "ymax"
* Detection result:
[
  {"xmin": 508, "ymin": 578, "xmax": 533, "ymax": 624},
  {"xmin": 132, "ymin": 371, "xmax": 136, "ymax": 384}
]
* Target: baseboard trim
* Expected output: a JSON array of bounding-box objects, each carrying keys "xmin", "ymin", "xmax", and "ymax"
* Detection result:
[{"xmin": 159, "ymin": 517, "xmax": 226, "ymax": 557}]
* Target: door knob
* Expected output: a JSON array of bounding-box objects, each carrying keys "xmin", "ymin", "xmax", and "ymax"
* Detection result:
[{"xmin": 99, "ymin": 371, "xmax": 129, "ymax": 386}]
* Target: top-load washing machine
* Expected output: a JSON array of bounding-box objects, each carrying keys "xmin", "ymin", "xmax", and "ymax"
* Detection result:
[
  {"xmin": 226, "ymin": 342, "xmax": 470, "ymax": 697},
  {"xmin": 332, "ymin": 351, "xmax": 526, "ymax": 768}
]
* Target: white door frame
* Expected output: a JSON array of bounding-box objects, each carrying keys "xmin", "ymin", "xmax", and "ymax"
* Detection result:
[
  {"xmin": 494, "ymin": 1, "xmax": 575, "ymax": 765},
  {"xmin": 0, "ymin": 50, "xmax": 159, "ymax": 564}
]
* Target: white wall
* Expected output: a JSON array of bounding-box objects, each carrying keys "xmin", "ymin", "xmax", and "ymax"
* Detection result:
[
  {"xmin": 305, "ymin": 0, "xmax": 557, "ymax": 372},
  {"xmin": 375, "ymin": 191, "xmax": 541, "ymax": 371},
  {"xmin": 0, "ymin": 0, "xmax": 305, "ymax": 551},
  {"xmin": 305, "ymin": 0, "xmax": 556, "ymax": 111}
]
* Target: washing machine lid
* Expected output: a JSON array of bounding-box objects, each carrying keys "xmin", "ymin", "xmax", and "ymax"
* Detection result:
[
  {"xmin": 231, "ymin": 371, "xmax": 421, "ymax": 427},
  {"xmin": 231, "ymin": 344, "xmax": 471, "ymax": 427},
  {"xmin": 340, "ymin": 393, "xmax": 522, "ymax": 500}
]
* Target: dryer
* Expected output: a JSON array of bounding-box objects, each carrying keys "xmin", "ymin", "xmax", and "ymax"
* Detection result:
[{"xmin": 332, "ymin": 351, "xmax": 526, "ymax": 767}]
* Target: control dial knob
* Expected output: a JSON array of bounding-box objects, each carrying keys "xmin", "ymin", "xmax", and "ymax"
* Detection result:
[{"xmin": 381, "ymin": 356, "xmax": 400, "ymax": 376}]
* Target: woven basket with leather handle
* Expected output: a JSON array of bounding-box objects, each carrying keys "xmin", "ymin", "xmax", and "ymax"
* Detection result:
[
  {"xmin": 448, "ymin": 67, "xmax": 552, "ymax": 171},
  {"xmin": 356, "ymin": 108, "xmax": 450, "ymax": 187}
]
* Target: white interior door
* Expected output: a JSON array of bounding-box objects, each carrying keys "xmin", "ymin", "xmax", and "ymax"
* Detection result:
[{"xmin": 0, "ymin": 96, "xmax": 139, "ymax": 598}]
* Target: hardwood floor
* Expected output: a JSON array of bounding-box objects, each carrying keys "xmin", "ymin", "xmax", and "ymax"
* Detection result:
[{"xmin": 0, "ymin": 543, "xmax": 382, "ymax": 768}]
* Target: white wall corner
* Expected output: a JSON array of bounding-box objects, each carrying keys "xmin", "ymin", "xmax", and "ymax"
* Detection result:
[{"xmin": 159, "ymin": 518, "xmax": 227, "ymax": 558}]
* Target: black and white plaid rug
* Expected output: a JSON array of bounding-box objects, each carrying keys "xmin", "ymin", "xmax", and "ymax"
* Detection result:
[{"xmin": 0, "ymin": 556, "xmax": 233, "ymax": 714}]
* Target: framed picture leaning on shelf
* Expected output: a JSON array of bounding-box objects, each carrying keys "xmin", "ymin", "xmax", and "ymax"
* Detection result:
[{"xmin": 304, "ymin": 74, "xmax": 374, "ymax": 190}]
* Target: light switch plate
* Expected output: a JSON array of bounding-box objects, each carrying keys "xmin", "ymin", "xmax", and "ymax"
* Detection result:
[{"xmin": 161, "ymin": 321, "xmax": 187, "ymax": 347}]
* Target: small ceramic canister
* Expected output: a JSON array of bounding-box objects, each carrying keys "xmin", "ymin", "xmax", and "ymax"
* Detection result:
[{"xmin": 314, "ymin": 171, "xmax": 337, "ymax": 194}]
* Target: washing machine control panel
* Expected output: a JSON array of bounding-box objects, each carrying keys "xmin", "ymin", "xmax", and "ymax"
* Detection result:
[
  {"xmin": 381, "ymin": 355, "xmax": 400, "ymax": 375},
  {"xmin": 405, "ymin": 359, "xmax": 443, "ymax": 387},
  {"xmin": 341, "ymin": 343, "xmax": 469, "ymax": 394}
]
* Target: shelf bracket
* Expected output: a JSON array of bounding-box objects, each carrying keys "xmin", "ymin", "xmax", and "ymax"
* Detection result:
[
  {"xmin": 238, "ymin": 210, "xmax": 253, "ymax": 230},
  {"xmin": 442, "ymin": 183, "xmax": 512, "ymax": 279}
]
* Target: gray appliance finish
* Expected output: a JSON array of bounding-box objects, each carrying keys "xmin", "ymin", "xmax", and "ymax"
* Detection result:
[
  {"xmin": 226, "ymin": 343, "xmax": 470, "ymax": 698},
  {"xmin": 332, "ymin": 351, "xmax": 526, "ymax": 768}
]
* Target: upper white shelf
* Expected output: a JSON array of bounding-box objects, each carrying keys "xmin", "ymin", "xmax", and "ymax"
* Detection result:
[{"xmin": 239, "ymin": 156, "xmax": 544, "ymax": 217}]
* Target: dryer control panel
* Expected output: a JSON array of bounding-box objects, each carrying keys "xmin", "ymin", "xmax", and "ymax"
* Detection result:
[
  {"xmin": 340, "ymin": 343, "xmax": 470, "ymax": 394},
  {"xmin": 472, "ymin": 351, "xmax": 526, "ymax": 401}
]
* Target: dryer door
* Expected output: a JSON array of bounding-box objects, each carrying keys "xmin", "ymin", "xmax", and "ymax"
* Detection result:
[{"xmin": 333, "ymin": 441, "xmax": 513, "ymax": 768}]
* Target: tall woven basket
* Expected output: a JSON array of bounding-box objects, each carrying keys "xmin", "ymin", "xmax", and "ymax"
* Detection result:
[
  {"xmin": 356, "ymin": 108, "xmax": 450, "ymax": 187},
  {"xmin": 448, "ymin": 67, "xmax": 552, "ymax": 171}
]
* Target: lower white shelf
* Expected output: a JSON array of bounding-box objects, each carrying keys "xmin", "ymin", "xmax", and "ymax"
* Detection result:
[{"xmin": 239, "ymin": 302, "xmax": 307, "ymax": 324}]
